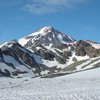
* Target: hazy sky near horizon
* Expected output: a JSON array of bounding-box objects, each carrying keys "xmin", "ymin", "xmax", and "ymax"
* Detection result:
[{"xmin": 0, "ymin": 0, "xmax": 100, "ymax": 43}]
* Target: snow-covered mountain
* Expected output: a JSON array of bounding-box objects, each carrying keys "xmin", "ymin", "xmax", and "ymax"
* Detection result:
[
  {"xmin": 0, "ymin": 26, "xmax": 100, "ymax": 77},
  {"xmin": 18, "ymin": 26, "xmax": 76, "ymax": 47},
  {"xmin": 0, "ymin": 41, "xmax": 39, "ymax": 77}
]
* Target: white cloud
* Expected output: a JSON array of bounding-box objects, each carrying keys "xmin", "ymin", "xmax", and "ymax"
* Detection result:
[{"xmin": 24, "ymin": 0, "xmax": 87, "ymax": 14}]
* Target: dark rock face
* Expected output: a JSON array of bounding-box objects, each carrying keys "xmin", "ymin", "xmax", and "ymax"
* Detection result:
[
  {"xmin": 75, "ymin": 40, "xmax": 100, "ymax": 58},
  {"xmin": 55, "ymin": 55, "xmax": 66, "ymax": 64},
  {"xmin": 0, "ymin": 42, "xmax": 42, "ymax": 76},
  {"xmin": 33, "ymin": 44, "xmax": 73, "ymax": 64},
  {"xmin": 53, "ymin": 44, "xmax": 68, "ymax": 50},
  {"xmin": 75, "ymin": 46, "xmax": 86, "ymax": 56},
  {"xmin": 77, "ymin": 40, "xmax": 91, "ymax": 47},
  {"xmin": 63, "ymin": 51, "xmax": 72, "ymax": 60},
  {"xmin": 10, "ymin": 42, "xmax": 42, "ymax": 75},
  {"xmin": 0, "ymin": 69, "xmax": 11, "ymax": 77},
  {"xmin": 12, "ymin": 44, "xmax": 37, "ymax": 66},
  {"xmin": 0, "ymin": 49, "xmax": 3, "ymax": 62},
  {"xmin": 3, "ymin": 69, "xmax": 11, "ymax": 76},
  {"xmin": 36, "ymin": 49, "xmax": 55, "ymax": 61},
  {"xmin": 54, "ymin": 50, "xmax": 72, "ymax": 64},
  {"xmin": 85, "ymin": 47, "xmax": 100, "ymax": 58}
]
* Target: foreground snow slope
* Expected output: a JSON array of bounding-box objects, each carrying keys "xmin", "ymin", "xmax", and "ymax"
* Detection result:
[{"xmin": 0, "ymin": 68, "xmax": 100, "ymax": 100}]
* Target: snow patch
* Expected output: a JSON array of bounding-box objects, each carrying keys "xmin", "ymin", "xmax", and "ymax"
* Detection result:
[
  {"xmin": 34, "ymin": 54, "xmax": 67, "ymax": 68},
  {"xmin": 18, "ymin": 38, "xmax": 30, "ymax": 46},
  {"xmin": 57, "ymin": 34, "xmax": 66, "ymax": 44}
]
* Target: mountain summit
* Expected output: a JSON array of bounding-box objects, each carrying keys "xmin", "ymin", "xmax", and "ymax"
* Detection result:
[{"xmin": 18, "ymin": 26, "xmax": 76, "ymax": 48}]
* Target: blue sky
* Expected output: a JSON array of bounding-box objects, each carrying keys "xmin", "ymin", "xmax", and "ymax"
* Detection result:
[{"xmin": 0, "ymin": 0, "xmax": 100, "ymax": 43}]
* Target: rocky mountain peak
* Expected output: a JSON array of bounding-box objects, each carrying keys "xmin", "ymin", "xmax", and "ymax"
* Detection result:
[
  {"xmin": 18, "ymin": 26, "xmax": 76, "ymax": 48},
  {"xmin": 39, "ymin": 26, "xmax": 54, "ymax": 33}
]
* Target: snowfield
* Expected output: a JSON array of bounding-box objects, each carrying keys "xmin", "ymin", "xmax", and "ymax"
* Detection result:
[{"xmin": 0, "ymin": 68, "xmax": 100, "ymax": 100}]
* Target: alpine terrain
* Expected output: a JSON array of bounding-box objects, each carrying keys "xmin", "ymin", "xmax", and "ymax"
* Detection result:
[
  {"xmin": 0, "ymin": 26, "xmax": 100, "ymax": 77},
  {"xmin": 0, "ymin": 26, "xmax": 100, "ymax": 100}
]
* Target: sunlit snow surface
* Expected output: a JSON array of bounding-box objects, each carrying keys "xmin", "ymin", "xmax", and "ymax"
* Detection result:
[{"xmin": 0, "ymin": 68, "xmax": 100, "ymax": 100}]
